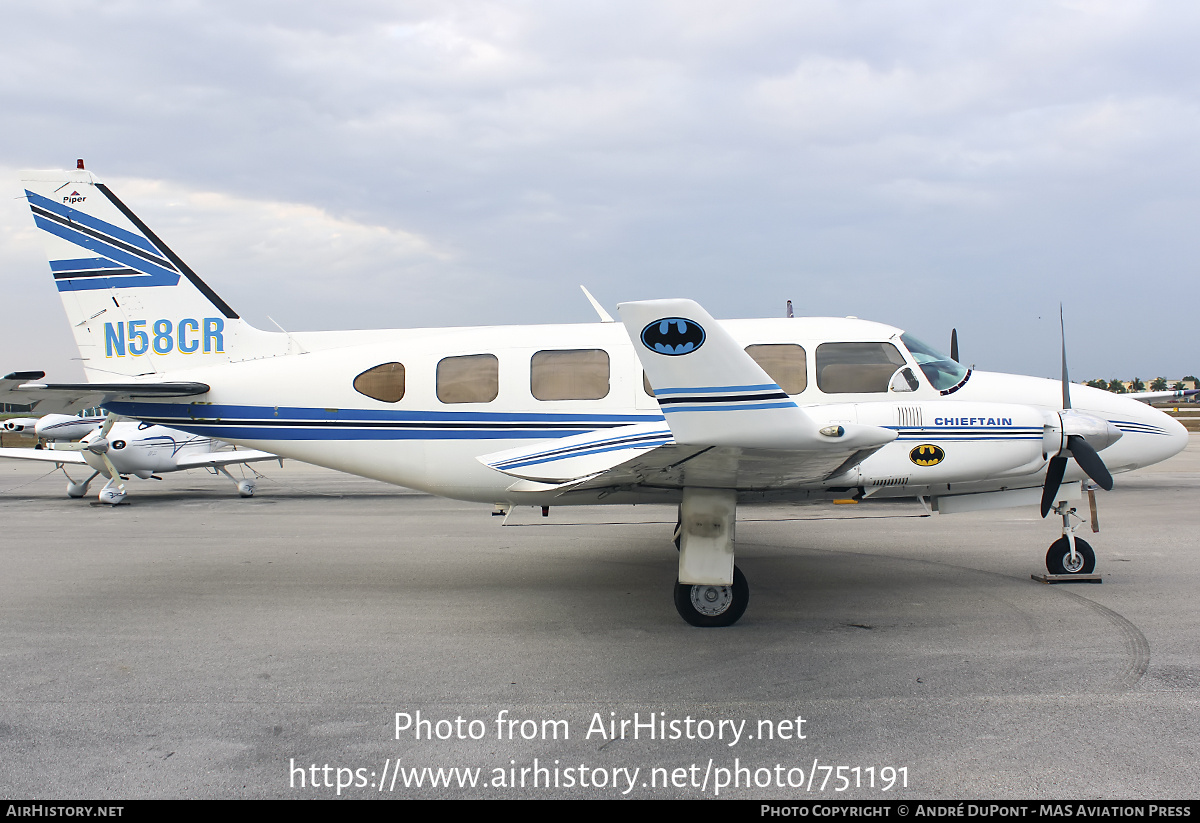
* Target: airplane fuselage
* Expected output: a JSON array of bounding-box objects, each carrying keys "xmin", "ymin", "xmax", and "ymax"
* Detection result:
[{"xmin": 99, "ymin": 316, "xmax": 1186, "ymax": 505}]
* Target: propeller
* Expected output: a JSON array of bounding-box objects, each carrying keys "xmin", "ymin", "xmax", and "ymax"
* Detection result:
[
  {"xmin": 52, "ymin": 413, "xmax": 127, "ymax": 500},
  {"xmin": 1039, "ymin": 308, "xmax": 1120, "ymax": 517},
  {"xmin": 950, "ymin": 328, "xmax": 959, "ymax": 363}
]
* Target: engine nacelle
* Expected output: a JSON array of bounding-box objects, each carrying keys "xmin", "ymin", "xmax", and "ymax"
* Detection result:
[
  {"xmin": 2, "ymin": 417, "xmax": 39, "ymax": 432},
  {"xmin": 1042, "ymin": 410, "xmax": 1122, "ymax": 459},
  {"xmin": 34, "ymin": 414, "xmax": 106, "ymax": 441}
]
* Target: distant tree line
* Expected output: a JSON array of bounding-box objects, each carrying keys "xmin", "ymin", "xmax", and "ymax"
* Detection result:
[{"xmin": 1085, "ymin": 376, "xmax": 1198, "ymax": 393}]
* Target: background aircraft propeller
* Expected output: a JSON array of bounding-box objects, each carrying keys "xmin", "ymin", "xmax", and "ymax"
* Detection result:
[{"xmin": 53, "ymin": 413, "xmax": 127, "ymax": 498}]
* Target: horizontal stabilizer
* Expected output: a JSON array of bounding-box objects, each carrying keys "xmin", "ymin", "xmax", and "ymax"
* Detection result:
[
  {"xmin": 3, "ymin": 379, "xmax": 210, "ymax": 414},
  {"xmin": 20, "ymin": 381, "xmax": 210, "ymax": 397}
]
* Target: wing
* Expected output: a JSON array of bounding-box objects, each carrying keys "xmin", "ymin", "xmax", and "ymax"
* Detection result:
[
  {"xmin": 0, "ymin": 447, "xmax": 87, "ymax": 465},
  {"xmin": 479, "ymin": 424, "xmax": 882, "ymax": 495},
  {"xmin": 1126, "ymin": 388, "xmax": 1199, "ymax": 403},
  {"xmin": 174, "ymin": 449, "xmax": 279, "ymax": 470},
  {"xmin": 479, "ymin": 298, "xmax": 897, "ymax": 496}
]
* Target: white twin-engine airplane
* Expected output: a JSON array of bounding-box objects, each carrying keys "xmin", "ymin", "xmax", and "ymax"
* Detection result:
[
  {"xmin": 9, "ymin": 165, "xmax": 1187, "ymax": 626},
  {"xmin": 0, "ymin": 403, "xmax": 278, "ymax": 502}
]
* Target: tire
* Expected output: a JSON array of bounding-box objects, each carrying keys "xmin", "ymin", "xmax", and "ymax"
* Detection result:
[
  {"xmin": 1046, "ymin": 537, "xmax": 1096, "ymax": 575},
  {"xmin": 673, "ymin": 566, "xmax": 749, "ymax": 627}
]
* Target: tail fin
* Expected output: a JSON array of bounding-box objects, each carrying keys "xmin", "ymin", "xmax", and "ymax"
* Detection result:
[{"xmin": 21, "ymin": 168, "xmax": 285, "ymax": 379}]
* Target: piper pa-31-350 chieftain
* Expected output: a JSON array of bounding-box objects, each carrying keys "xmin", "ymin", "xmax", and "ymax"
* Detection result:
[
  {"xmin": 0, "ymin": 402, "xmax": 279, "ymax": 503},
  {"xmin": 8, "ymin": 165, "xmax": 1187, "ymax": 625}
]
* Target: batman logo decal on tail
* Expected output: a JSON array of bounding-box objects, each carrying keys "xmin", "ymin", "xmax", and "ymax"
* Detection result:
[{"xmin": 640, "ymin": 317, "xmax": 705, "ymax": 356}]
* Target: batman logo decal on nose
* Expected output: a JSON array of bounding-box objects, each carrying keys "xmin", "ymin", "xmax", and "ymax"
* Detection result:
[
  {"xmin": 909, "ymin": 444, "xmax": 945, "ymax": 466},
  {"xmin": 640, "ymin": 317, "xmax": 705, "ymax": 356}
]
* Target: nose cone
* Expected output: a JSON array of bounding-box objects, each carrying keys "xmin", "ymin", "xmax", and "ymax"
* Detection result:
[
  {"xmin": 1159, "ymin": 411, "xmax": 1190, "ymax": 462},
  {"xmin": 1112, "ymin": 402, "xmax": 1189, "ymax": 471}
]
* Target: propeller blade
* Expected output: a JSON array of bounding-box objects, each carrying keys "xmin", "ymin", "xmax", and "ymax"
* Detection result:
[
  {"xmin": 1066, "ymin": 434, "xmax": 1114, "ymax": 491},
  {"xmin": 950, "ymin": 328, "xmax": 959, "ymax": 363},
  {"xmin": 99, "ymin": 411, "xmax": 118, "ymax": 439},
  {"xmin": 1040, "ymin": 455, "xmax": 1068, "ymax": 518},
  {"xmin": 1059, "ymin": 305, "xmax": 1071, "ymax": 411}
]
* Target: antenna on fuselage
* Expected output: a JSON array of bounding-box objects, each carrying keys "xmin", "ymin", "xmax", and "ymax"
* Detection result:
[
  {"xmin": 786, "ymin": 300, "xmax": 794, "ymax": 318},
  {"xmin": 580, "ymin": 286, "xmax": 615, "ymax": 322}
]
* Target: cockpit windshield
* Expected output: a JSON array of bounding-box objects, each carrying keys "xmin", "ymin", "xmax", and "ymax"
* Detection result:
[{"xmin": 900, "ymin": 333, "xmax": 970, "ymax": 392}]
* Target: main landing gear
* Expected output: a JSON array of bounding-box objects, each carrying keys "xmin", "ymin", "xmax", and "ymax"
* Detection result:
[
  {"xmin": 672, "ymin": 488, "xmax": 749, "ymax": 627},
  {"xmin": 217, "ymin": 466, "xmax": 257, "ymax": 497},
  {"xmin": 674, "ymin": 567, "xmax": 749, "ymax": 627},
  {"xmin": 1044, "ymin": 498, "xmax": 1097, "ymax": 576}
]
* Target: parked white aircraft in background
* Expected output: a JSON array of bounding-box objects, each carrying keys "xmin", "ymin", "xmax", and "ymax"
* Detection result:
[
  {"xmin": 4, "ymin": 164, "xmax": 1188, "ymax": 625},
  {"xmin": 1128, "ymin": 388, "xmax": 1199, "ymax": 403},
  {"xmin": 0, "ymin": 407, "xmax": 279, "ymax": 503},
  {"xmin": 4, "ymin": 410, "xmax": 106, "ymax": 439}
]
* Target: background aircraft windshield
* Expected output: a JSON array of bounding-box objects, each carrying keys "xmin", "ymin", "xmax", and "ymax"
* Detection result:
[{"xmin": 900, "ymin": 333, "xmax": 969, "ymax": 391}]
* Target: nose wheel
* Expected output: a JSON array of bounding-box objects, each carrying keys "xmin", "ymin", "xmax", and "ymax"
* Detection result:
[
  {"xmin": 1045, "ymin": 500, "xmax": 1097, "ymax": 575},
  {"xmin": 1046, "ymin": 537, "xmax": 1095, "ymax": 575},
  {"xmin": 674, "ymin": 566, "xmax": 749, "ymax": 627}
]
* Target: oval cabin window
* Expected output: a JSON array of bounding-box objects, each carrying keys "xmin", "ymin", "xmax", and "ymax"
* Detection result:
[{"xmin": 353, "ymin": 362, "xmax": 406, "ymax": 403}]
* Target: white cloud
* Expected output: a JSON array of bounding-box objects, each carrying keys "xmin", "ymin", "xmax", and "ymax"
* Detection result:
[{"xmin": 2, "ymin": 2, "xmax": 1200, "ymax": 377}]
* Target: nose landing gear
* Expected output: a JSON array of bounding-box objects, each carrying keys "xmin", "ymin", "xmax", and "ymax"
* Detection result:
[{"xmin": 1042, "ymin": 499, "xmax": 1099, "ymax": 578}]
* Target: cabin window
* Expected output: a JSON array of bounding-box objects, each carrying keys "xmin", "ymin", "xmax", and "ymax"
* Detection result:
[
  {"xmin": 437, "ymin": 354, "xmax": 499, "ymax": 403},
  {"xmin": 353, "ymin": 362, "xmax": 406, "ymax": 403},
  {"xmin": 531, "ymin": 349, "xmax": 610, "ymax": 400},
  {"xmin": 816, "ymin": 342, "xmax": 905, "ymax": 393},
  {"xmin": 745, "ymin": 344, "xmax": 807, "ymax": 395}
]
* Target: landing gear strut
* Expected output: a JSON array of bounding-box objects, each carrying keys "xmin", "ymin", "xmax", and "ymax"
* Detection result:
[
  {"xmin": 64, "ymin": 469, "xmax": 100, "ymax": 499},
  {"xmin": 672, "ymin": 488, "xmax": 749, "ymax": 626},
  {"xmin": 217, "ymin": 466, "xmax": 256, "ymax": 497}
]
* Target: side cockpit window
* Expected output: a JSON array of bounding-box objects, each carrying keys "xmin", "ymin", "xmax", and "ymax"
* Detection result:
[
  {"xmin": 899, "ymin": 333, "xmax": 970, "ymax": 392},
  {"xmin": 816, "ymin": 342, "xmax": 905, "ymax": 393},
  {"xmin": 353, "ymin": 362, "xmax": 406, "ymax": 402}
]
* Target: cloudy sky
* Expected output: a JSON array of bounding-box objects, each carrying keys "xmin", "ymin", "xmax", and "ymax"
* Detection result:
[{"xmin": 2, "ymin": 0, "xmax": 1198, "ymax": 382}]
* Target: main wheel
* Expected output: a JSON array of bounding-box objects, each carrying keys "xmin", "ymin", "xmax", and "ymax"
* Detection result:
[
  {"xmin": 673, "ymin": 566, "xmax": 749, "ymax": 627},
  {"xmin": 1046, "ymin": 537, "xmax": 1096, "ymax": 575}
]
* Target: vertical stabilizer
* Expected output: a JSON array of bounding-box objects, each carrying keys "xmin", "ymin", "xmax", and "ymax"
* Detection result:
[{"xmin": 21, "ymin": 168, "xmax": 286, "ymax": 379}]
